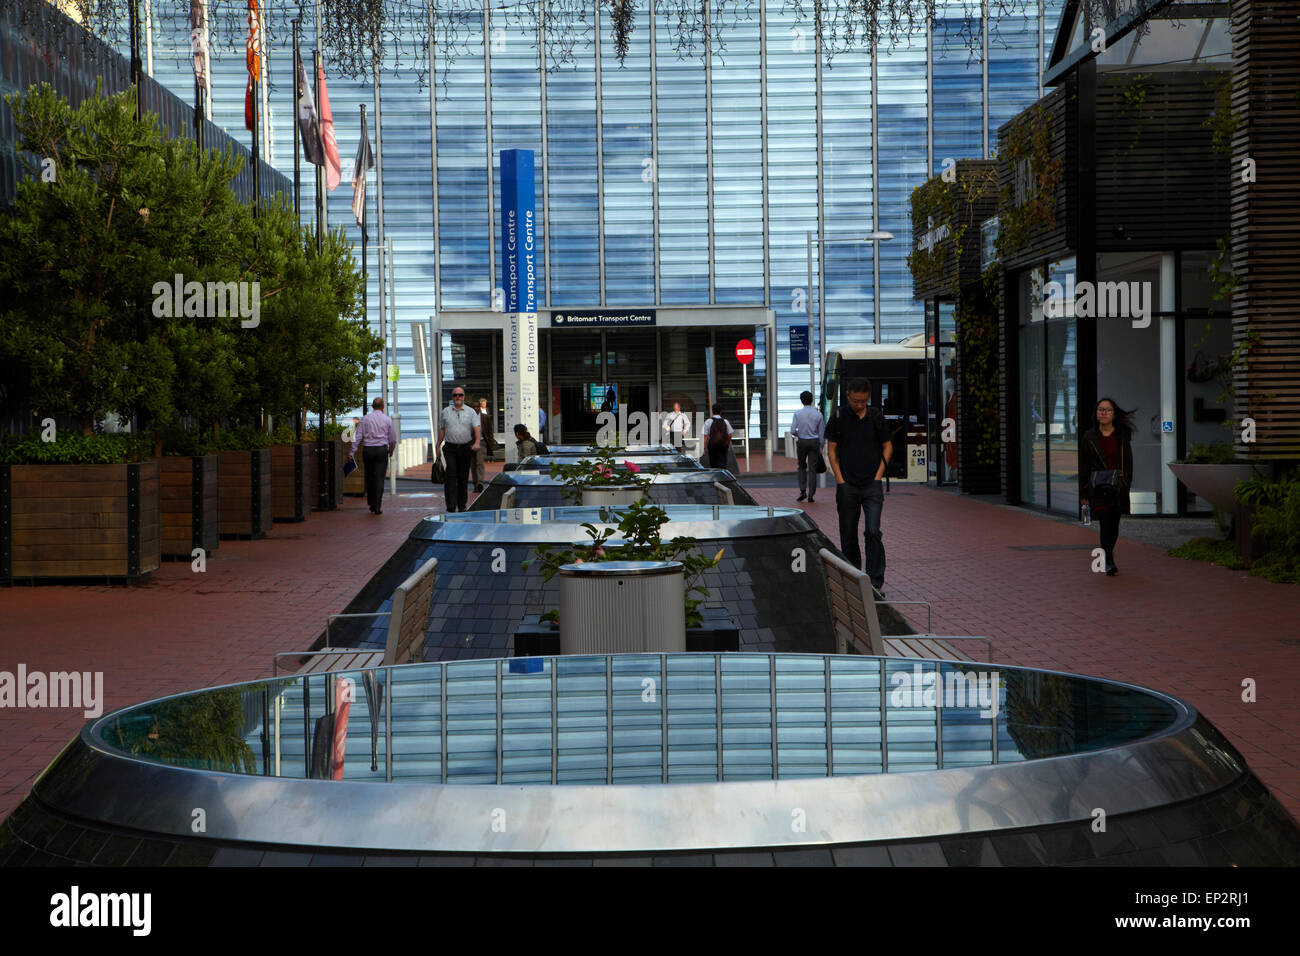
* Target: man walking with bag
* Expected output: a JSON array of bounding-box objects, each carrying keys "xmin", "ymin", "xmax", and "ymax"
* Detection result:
[
  {"xmin": 791, "ymin": 390, "xmax": 825, "ymax": 503},
  {"xmin": 350, "ymin": 397, "xmax": 398, "ymax": 515},
  {"xmin": 437, "ymin": 386, "xmax": 481, "ymax": 513},
  {"xmin": 825, "ymin": 378, "xmax": 892, "ymax": 592}
]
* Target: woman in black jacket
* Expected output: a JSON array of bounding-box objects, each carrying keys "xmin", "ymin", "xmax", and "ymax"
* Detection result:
[{"xmin": 1079, "ymin": 397, "xmax": 1135, "ymax": 576}]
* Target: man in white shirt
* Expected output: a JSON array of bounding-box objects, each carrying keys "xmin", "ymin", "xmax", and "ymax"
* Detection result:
[
  {"xmin": 701, "ymin": 403, "xmax": 734, "ymax": 469},
  {"xmin": 349, "ymin": 397, "xmax": 398, "ymax": 515},
  {"xmin": 791, "ymin": 389, "xmax": 826, "ymax": 503},
  {"xmin": 662, "ymin": 401, "xmax": 690, "ymax": 449},
  {"xmin": 436, "ymin": 386, "xmax": 481, "ymax": 513}
]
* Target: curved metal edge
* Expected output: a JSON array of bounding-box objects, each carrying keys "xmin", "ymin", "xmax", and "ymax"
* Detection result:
[
  {"xmin": 492, "ymin": 470, "xmax": 735, "ymax": 486},
  {"xmin": 408, "ymin": 506, "xmax": 816, "ymax": 543},
  {"xmin": 29, "ymin": 673, "xmax": 1247, "ymax": 855}
]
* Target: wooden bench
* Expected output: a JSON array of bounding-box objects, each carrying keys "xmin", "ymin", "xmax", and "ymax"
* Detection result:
[
  {"xmin": 714, "ymin": 481, "xmax": 734, "ymax": 506},
  {"xmin": 818, "ymin": 548, "xmax": 991, "ymax": 661},
  {"xmin": 273, "ymin": 557, "xmax": 438, "ymax": 675}
]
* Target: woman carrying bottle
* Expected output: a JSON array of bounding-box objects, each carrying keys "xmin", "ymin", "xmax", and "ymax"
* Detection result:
[{"xmin": 1079, "ymin": 397, "xmax": 1135, "ymax": 576}]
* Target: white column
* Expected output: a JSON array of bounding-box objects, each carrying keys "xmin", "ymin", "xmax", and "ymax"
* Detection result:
[
  {"xmin": 1160, "ymin": 254, "xmax": 1178, "ymax": 514},
  {"xmin": 503, "ymin": 312, "xmax": 539, "ymax": 464}
]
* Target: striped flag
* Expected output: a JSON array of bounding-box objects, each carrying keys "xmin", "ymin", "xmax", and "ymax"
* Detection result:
[
  {"xmin": 351, "ymin": 112, "xmax": 374, "ymax": 229},
  {"xmin": 316, "ymin": 64, "xmax": 342, "ymax": 191},
  {"xmin": 243, "ymin": 0, "xmax": 260, "ymax": 131}
]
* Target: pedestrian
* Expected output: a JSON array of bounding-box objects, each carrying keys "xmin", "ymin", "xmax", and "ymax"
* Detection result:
[
  {"xmin": 349, "ymin": 397, "xmax": 397, "ymax": 515},
  {"xmin": 701, "ymin": 403, "xmax": 734, "ymax": 469},
  {"xmin": 663, "ymin": 401, "xmax": 690, "ymax": 449},
  {"xmin": 825, "ymin": 377, "xmax": 893, "ymax": 592},
  {"xmin": 791, "ymin": 389, "xmax": 825, "ymax": 503},
  {"xmin": 514, "ymin": 424, "xmax": 538, "ymax": 460},
  {"xmin": 436, "ymin": 386, "xmax": 481, "ymax": 513},
  {"xmin": 474, "ymin": 397, "xmax": 496, "ymax": 491},
  {"xmin": 538, "ymin": 406, "xmax": 547, "ymax": 436},
  {"xmin": 1079, "ymin": 397, "xmax": 1135, "ymax": 576}
]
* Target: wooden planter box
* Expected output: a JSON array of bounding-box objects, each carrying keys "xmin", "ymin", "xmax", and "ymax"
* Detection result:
[
  {"xmin": 314, "ymin": 439, "xmax": 346, "ymax": 511},
  {"xmin": 157, "ymin": 454, "xmax": 220, "ymax": 560},
  {"xmin": 271, "ymin": 443, "xmax": 315, "ymax": 522},
  {"xmin": 1, "ymin": 462, "xmax": 161, "ymax": 584},
  {"xmin": 218, "ymin": 449, "xmax": 273, "ymax": 539}
]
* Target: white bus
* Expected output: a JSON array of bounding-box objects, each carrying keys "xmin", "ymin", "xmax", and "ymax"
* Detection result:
[{"xmin": 818, "ymin": 333, "xmax": 943, "ymax": 483}]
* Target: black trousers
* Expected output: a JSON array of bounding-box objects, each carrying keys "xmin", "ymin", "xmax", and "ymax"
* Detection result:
[
  {"xmin": 1097, "ymin": 505, "xmax": 1122, "ymax": 563},
  {"xmin": 443, "ymin": 441, "xmax": 474, "ymax": 512},
  {"xmin": 796, "ymin": 438, "xmax": 822, "ymax": 494},
  {"xmin": 836, "ymin": 480, "xmax": 886, "ymax": 588},
  {"xmin": 362, "ymin": 446, "xmax": 389, "ymax": 512}
]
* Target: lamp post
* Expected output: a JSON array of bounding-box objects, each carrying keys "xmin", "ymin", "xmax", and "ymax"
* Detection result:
[{"xmin": 805, "ymin": 231, "xmax": 895, "ymax": 398}]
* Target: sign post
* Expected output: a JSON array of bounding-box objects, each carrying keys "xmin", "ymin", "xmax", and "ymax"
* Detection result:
[
  {"xmin": 736, "ymin": 338, "xmax": 754, "ymax": 474},
  {"xmin": 500, "ymin": 149, "xmax": 538, "ymax": 464}
]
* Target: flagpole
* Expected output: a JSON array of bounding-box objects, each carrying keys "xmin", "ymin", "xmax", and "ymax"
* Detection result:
[
  {"xmin": 360, "ymin": 103, "xmax": 369, "ymax": 413},
  {"xmin": 292, "ymin": 18, "xmax": 300, "ymax": 223},
  {"xmin": 313, "ymin": 48, "xmax": 324, "ymax": 253},
  {"xmin": 373, "ymin": 49, "xmax": 388, "ymax": 412},
  {"xmin": 248, "ymin": 1, "xmax": 260, "ymax": 217}
]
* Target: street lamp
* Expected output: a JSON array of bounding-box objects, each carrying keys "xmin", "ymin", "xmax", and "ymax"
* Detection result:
[{"xmin": 805, "ymin": 231, "xmax": 894, "ymax": 396}]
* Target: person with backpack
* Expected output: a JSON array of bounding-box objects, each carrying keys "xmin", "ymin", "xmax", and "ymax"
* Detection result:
[{"xmin": 701, "ymin": 403, "xmax": 734, "ymax": 469}]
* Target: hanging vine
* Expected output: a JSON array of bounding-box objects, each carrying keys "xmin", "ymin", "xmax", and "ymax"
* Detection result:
[
  {"xmin": 955, "ymin": 266, "xmax": 1002, "ymax": 467},
  {"xmin": 908, "ymin": 161, "xmax": 997, "ymax": 294},
  {"xmin": 994, "ymin": 102, "xmax": 1063, "ymax": 260}
]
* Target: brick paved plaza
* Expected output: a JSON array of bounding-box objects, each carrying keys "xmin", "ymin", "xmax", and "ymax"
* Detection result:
[{"xmin": 2, "ymin": 459, "xmax": 1296, "ymax": 824}]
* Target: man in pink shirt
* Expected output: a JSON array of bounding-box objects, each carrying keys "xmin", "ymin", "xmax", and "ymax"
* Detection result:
[{"xmin": 349, "ymin": 397, "xmax": 398, "ymax": 514}]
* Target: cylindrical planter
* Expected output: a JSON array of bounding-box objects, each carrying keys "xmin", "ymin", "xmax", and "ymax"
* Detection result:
[
  {"xmin": 157, "ymin": 454, "xmax": 220, "ymax": 560},
  {"xmin": 558, "ymin": 560, "xmax": 686, "ymax": 654},
  {"xmin": 2, "ymin": 461, "xmax": 161, "ymax": 584},
  {"xmin": 270, "ymin": 443, "xmax": 315, "ymax": 522},
  {"xmin": 218, "ymin": 449, "xmax": 273, "ymax": 539},
  {"xmin": 580, "ymin": 485, "xmax": 647, "ymax": 508}
]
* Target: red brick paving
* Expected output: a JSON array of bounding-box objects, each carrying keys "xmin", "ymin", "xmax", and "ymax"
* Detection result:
[{"xmin": 2, "ymin": 468, "xmax": 1297, "ymax": 824}]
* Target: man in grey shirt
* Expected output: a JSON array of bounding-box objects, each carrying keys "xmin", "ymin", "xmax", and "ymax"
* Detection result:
[
  {"xmin": 437, "ymin": 386, "xmax": 481, "ymax": 513},
  {"xmin": 791, "ymin": 390, "xmax": 826, "ymax": 503},
  {"xmin": 350, "ymin": 397, "xmax": 398, "ymax": 515}
]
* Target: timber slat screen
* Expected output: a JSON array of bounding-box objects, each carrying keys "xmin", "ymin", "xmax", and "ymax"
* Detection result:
[
  {"xmin": 995, "ymin": 86, "xmax": 1071, "ymax": 273},
  {"xmin": 1230, "ymin": 1, "xmax": 1300, "ymax": 462},
  {"xmin": 218, "ymin": 449, "xmax": 273, "ymax": 539},
  {"xmin": 159, "ymin": 455, "xmax": 220, "ymax": 559},
  {"xmin": 1094, "ymin": 71, "xmax": 1230, "ymax": 251}
]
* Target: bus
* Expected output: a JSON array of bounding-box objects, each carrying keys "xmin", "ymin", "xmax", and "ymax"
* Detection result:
[{"xmin": 819, "ymin": 333, "xmax": 939, "ymax": 482}]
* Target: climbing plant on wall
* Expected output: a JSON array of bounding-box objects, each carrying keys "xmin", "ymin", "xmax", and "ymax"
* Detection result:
[
  {"xmin": 995, "ymin": 103, "xmax": 1063, "ymax": 260},
  {"xmin": 954, "ymin": 266, "xmax": 1003, "ymax": 467},
  {"xmin": 907, "ymin": 163, "xmax": 997, "ymax": 295}
]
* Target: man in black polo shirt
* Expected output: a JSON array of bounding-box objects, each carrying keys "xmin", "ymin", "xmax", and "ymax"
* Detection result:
[{"xmin": 825, "ymin": 377, "xmax": 893, "ymax": 591}]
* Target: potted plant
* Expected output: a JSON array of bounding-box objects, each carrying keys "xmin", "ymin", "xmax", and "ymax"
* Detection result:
[
  {"xmin": 547, "ymin": 447, "xmax": 665, "ymax": 507},
  {"xmin": 156, "ymin": 427, "xmax": 222, "ymax": 561},
  {"xmin": 1167, "ymin": 442, "xmax": 1260, "ymax": 512},
  {"xmin": 1233, "ymin": 470, "xmax": 1299, "ymax": 562},
  {"xmin": 212, "ymin": 427, "xmax": 275, "ymax": 539}
]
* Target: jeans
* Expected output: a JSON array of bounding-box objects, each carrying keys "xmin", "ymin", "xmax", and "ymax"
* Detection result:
[
  {"xmin": 362, "ymin": 446, "xmax": 389, "ymax": 512},
  {"xmin": 796, "ymin": 438, "xmax": 822, "ymax": 494},
  {"xmin": 443, "ymin": 442, "xmax": 474, "ymax": 512},
  {"xmin": 836, "ymin": 480, "xmax": 885, "ymax": 587}
]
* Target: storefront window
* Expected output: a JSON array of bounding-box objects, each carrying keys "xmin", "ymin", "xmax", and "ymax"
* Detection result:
[{"xmin": 1019, "ymin": 260, "xmax": 1077, "ymax": 513}]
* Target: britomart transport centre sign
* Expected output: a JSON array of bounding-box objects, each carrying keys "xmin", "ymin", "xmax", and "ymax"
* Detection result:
[{"xmin": 551, "ymin": 310, "xmax": 657, "ymax": 328}]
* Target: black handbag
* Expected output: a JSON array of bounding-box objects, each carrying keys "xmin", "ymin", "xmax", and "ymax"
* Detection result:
[
  {"xmin": 430, "ymin": 457, "xmax": 446, "ymax": 483},
  {"xmin": 815, "ymin": 450, "xmax": 827, "ymax": 474},
  {"xmin": 1089, "ymin": 469, "xmax": 1121, "ymax": 505}
]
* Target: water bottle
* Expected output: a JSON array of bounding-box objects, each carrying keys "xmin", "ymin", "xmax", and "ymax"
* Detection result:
[{"xmin": 1081, "ymin": 503, "xmax": 1092, "ymax": 527}]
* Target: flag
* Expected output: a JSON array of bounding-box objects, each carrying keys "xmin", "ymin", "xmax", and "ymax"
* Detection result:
[
  {"xmin": 296, "ymin": 47, "xmax": 324, "ymax": 166},
  {"xmin": 189, "ymin": 0, "xmax": 212, "ymax": 117},
  {"xmin": 243, "ymin": 0, "xmax": 260, "ymax": 132},
  {"xmin": 316, "ymin": 64, "xmax": 343, "ymax": 191},
  {"xmin": 351, "ymin": 113, "xmax": 374, "ymax": 229}
]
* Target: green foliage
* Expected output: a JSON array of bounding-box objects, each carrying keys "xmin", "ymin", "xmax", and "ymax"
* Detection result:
[
  {"xmin": 1233, "ymin": 469, "xmax": 1299, "ymax": 508},
  {"xmin": 953, "ymin": 267, "xmax": 1002, "ymax": 466},
  {"xmin": 1242, "ymin": 473, "xmax": 1300, "ymax": 559},
  {"xmin": 994, "ymin": 104, "xmax": 1063, "ymax": 260},
  {"xmin": 524, "ymin": 496, "xmax": 724, "ymax": 628},
  {"xmin": 1178, "ymin": 442, "xmax": 1237, "ymax": 464},
  {"xmin": 906, "ymin": 163, "xmax": 997, "ymax": 294},
  {"xmin": 545, "ymin": 447, "xmax": 666, "ymax": 504},
  {"xmin": 1168, "ymin": 537, "xmax": 1247, "ymax": 569},
  {"xmin": 206, "ymin": 426, "xmax": 274, "ymax": 452},
  {"xmin": 0, "ymin": 82, "xmax": 378, "ymax": 454},
  {"xmin": 110, "ymin": 687, "xmax": 260, "ymax": 774},
  {"xmin": 0, "ymin": 432, "xmax": 149, "ymax": 464},
  {"xmin": 1205, "ymin": 74, "xmax": 1238, "ymax": 157}
]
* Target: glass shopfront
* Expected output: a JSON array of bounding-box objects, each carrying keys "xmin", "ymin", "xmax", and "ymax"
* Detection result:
[{"xmin": 1018, "ymin": 258, "xmax": 1079, "ymax": 514}]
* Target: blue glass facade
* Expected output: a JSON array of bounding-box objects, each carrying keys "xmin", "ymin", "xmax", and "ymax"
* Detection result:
[{"xmin": 125, "ymin": 0, "xmax": 1063, "ymax": 440}]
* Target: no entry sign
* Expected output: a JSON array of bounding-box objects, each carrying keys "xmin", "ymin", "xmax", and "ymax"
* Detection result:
[{"xmin": 735, "ymin": 339, "xmax": 754, "ymax": 365}]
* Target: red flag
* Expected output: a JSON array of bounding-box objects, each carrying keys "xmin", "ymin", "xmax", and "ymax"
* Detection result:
[
  {"xmin": 331, "ymin": 678, "xmax": 352, "ymax": 780},
  {"xmin": 317, "ymin": 64, "xmax": 342, "ymax": 191},
  {"xmin": 243, "ymin": 0, "xmax": 261, "ymax": 132}
]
